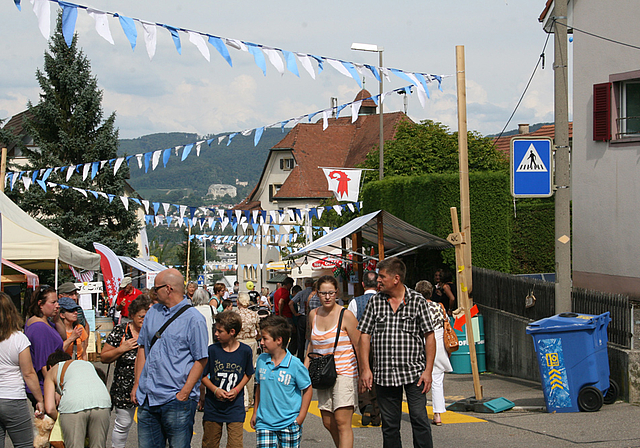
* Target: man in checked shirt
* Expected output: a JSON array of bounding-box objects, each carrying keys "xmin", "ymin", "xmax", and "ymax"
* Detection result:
[{"xmin": 358, "ymin": 257, "xmax": 436, "ymax": 448}]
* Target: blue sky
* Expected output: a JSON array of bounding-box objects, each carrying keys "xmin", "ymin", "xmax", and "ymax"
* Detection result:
[{"xmin": 0, "ymin": 0, "xmax": 558, "ymax": 139}]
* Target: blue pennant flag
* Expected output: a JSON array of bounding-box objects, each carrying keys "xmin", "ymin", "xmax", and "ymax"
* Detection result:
[
  {"xmin": 91, "ymin": 161, "xmax": 100, "ymax": 179},
  {"xmin": 181, "ymin": 144, "xmax": 193, "ymax": 161},
  {"xmin": 207, "ymin": 138, "xmax": 214, "ymax": 146},
  {"xmin": 163, "ymin": 25, "xmax": 182, "ymax": 54},
  {"xmin": 31, "ymin": 170, "xmax": 39, "ymax": 183},
  {"xmin": 145, "ymin": 215, "xmax": 153, "ymax": 225},
  {"xmin": 107, "ymin": 194, "xmax": 115, "ymax": 203},
  {"xmin": 308, "ymin": 111, "xmax": 320, "ymax": 122},
  {"xmin": 166, "ymin": 216, "xmax": 173, "ymax": 226},
  {"xmin": 336, "ymin": 104, "xmax": 348, "ymax": 118},
  {"xmin": 227, "ymin": 133, "xmax": 237, "ymax": 146},
  {"xmin": 414, "ymin": 73, "xmax": 430, "ymax": 99},
  {"xmin": 59, "ymin": 1, "xmax": 78, "ymax": 47},
  {"xmin": 6, "ymin": 172, "xmax": 14, "ymax": 191},
  {"xmin": 246, "ymin": 43, "xmax": 267, "ymax": 76},
  {"xmin": 125, "ymin": 155, "xmax": 135, "ymax": 165},
  {"xmin": 208, "ymin": 36, "xmax": 232, "ymax": 66},
  {"xmin": 14, "ymin": 0, "xmax": 21, "ymax": 11},
  {"xmin": 231, "ymin": 222, "xmax": 238, "ymax": 232},
  {"xmin": 163, "ymin": 148, "xmax": 171, "ymax": 167},
  {"xmin": 432, "ymin": 74, "xmax": 443, "ymax": 91},
  {"xmin": 390, "ymin": 68, "xmax": 419, "ymax": 90},
  {"xmin": 36, "ymin": 179, "xmax": 47, "ymax": 192},
  {"xmin": 342, "ymin": 61, "xmax": 362, "ymax": 88},
  {"xmin": 41, "ymin": 168, "xmax": 53, "ymax": 182},
  {"xmin": 252, "ymin": 223, "xmax": 259, "ymax": 233},
  {"xmin": 116, "ymin": 14, "xmax": 137, "ymax": 50},
  {"xmin": 280, "ymin": 120, "xmax": 290, "ymax": 132},
  {"xmin": 143, "ymin": 152, "xmax": 152, "ymax": 173},
  {"xmin": 254, "ymin": 127, "xmax": 264, "ymax": 146},
  {"xmin": 189, "ymin": 206, "xmax": 196, "ymax": 218},
  {"xmin": 309, "ymin": 208, "xmax": 318, "ymax": 220},
  {"xmin": 88, "ymin": 190, "xmax": 99, "ymax": 199},
  {"xmin": 130, "ymin": 198, "xmax": 141, "ymax": 205},
  {"xmin": 153, "ymin": 202, "xmax": 160, "ymax": 214},
  {"xmin": 282, "ymin": 50, "xmax": 299, "ymax": 77},
  {"xmin": 226, "ymin": 210, "xmax": 233, "ymax": 221},
  {"xmin": 310, "ymin": 55, "xmax": 324, "ymax": 73},
  {"xmin": 355, "ymin": 202, "xmax": 361, "ymax": 212},
  {"xmin": 243, "ymin": 210, "xmax": 251, "ymax": 222},
  {"xmin": 365, "ymin": 64, "xmax": 381, "ymax": 82}
]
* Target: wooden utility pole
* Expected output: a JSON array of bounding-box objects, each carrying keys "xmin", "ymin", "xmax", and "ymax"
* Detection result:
[
  {"xmin": 186, "ymin": 223, "xmax": 192, "ymax": 283},
  {"xmin": 553, "ymin": 1, "xmax": 572, "ymax": 312},
  {"xmin": 377, "ymin": 213, "xmax": 385, "ymax": 261},
  {"xmin": 0, "ymin": 147, "xmax": 7, "ymax": 192},
  {"xmin": 448, "ymin": 207, "xmax": 482, "ymax": 400},
  {"xmin": 456, "ymin": 46, "xmax": 473, "ymax": 295},
  {"xmin": 352, "ymin": 231, "xmax": 364, "ymax": 297}
]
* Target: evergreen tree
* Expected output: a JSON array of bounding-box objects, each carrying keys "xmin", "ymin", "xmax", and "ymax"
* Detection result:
[{"xmin": 7, "ymin": 13, "xmax": 139, "ymax": 256}]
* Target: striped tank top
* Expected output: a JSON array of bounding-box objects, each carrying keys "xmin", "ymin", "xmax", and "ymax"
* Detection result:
[{"xmin": 311, "ymin": 311, "xmax": 358, "ymax": 378}]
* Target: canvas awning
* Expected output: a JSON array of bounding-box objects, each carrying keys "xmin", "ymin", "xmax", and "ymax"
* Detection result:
[
  {"xmin": 286, "ymin": 210, "xmax": 453, "ymax": 263},
  {"xmin": 118, "ymin": 256, "xmax": 167, "ymax": 273},
  {"xmin": 1, "ymin": 258, "xmax": 39, "ymax": 288},
  {"xmin": 0, "ymin": 192, "xmax": 101, "ymax": 270}
]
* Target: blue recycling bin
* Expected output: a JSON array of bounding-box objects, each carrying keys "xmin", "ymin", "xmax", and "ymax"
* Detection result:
[{"xmin": 526, "ymin": 312, "xmax": 612, "ymax": 413}]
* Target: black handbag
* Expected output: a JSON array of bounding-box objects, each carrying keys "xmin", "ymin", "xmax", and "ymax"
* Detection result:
[{"xmin": 307, "ymin": 308, "xmax": 345, "ymax": 390}]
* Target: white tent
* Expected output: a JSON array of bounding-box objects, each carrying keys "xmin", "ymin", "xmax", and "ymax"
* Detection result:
[{"xmin": 0, "ymin": 191, "xmax": 101, "ymax": 271}]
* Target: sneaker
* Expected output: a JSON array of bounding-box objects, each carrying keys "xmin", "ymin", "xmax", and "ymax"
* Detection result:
[{"xmin": 361, "ymin": 404, "xmax": 373, "ymax": 426}]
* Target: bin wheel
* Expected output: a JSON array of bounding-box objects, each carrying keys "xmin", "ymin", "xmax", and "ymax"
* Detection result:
[
  {"xmin": 603, "ymin": 379, "xmax": 619, "ymax": 405},
  {"xmin": 578, "ymin": 386, "xmax": 603, "ymax": 412}
]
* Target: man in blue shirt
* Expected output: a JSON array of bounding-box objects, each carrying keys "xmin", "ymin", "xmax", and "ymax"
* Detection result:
[{"xmin": 131, "ymin": 268, "xmax": 208, "ymax": 448}]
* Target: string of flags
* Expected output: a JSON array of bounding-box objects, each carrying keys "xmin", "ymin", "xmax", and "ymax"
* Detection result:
[
  {"xmin": 12, "ymin": 0, "xmax": 446, "ymax": 108},
  {"xmin": 8, "ymin": 176, "xmax": 361, "ymax": 230},
  {"xmin": 3, "ymin": 86, "xmax": 413, "ymax": 184}
]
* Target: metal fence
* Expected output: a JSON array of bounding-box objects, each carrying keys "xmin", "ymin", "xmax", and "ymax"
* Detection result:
[{"xmin": 472, "ymin": 267, "xmax": 632, "ymax": 348}]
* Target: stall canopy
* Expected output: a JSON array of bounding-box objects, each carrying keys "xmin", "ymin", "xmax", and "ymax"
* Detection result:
[
  {"xmin": 286, "ymin": 210, "xmax": 453, "ymax": 263},
  {"xmin": 0, "ymin": 192, "xmax": 101, "ymax": 270},
  {"xmin": 2, "ymin": 258, "xmax": 39, "ymax": 288},
  {"xmin": 118, "ymin": 256, "xmax": 167, "ymax": 273}
]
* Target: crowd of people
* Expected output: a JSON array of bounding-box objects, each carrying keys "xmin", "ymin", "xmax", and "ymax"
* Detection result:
[{"xmin": 0, "ymin": 257, "xmax": 457, "ymax": 448}]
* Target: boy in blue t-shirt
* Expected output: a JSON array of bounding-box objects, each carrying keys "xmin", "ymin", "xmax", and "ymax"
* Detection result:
[
  {"xmin": 201, "ymin": 311, "xmax": 254, "ymax": 448},
  {"xmin": 250, "ymin": 315, "xmax": 312, "ymax": 448}
]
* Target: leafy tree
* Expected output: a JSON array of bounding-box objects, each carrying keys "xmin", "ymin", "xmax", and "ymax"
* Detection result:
[
  {"xmin": 6, "ymin": 13, "xmax": 139, "ymax": 256},
  {"xmin": 177, "ymin": 229, "xmax": 204, "ymax": 282},
  {"xmin": 361, "ymin": 120, "xmax": 508, "ymax": 183}
]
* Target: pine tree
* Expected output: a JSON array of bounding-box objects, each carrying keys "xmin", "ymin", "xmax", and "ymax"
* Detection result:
[{"xmin": 6, "ymin": 12, "xmax": 140, "ymax": 257}]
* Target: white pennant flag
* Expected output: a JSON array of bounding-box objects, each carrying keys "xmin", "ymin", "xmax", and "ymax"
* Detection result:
[
  {"xmin": 296, "ymin": 53, "xmax": 316, "ymax": 79},
  {"xmin": 234, "ymin": 210, "xmax": 242, "ymax": 221},
  {"xmin": 87, "ymin": 9, "xmax": 114, "ymax": 44},
  {"xmin": 141, "ymin": 200, "xmax": 150, "ymax": 214},
  {"xmin": 217, "ymin": 209, "xmax": 225, "ymax": 219},
  {"xmin": 82, "ymin": 164, "xmax": 90, "ymax": 181},
  {"xmin": 317, "ymin": 207, "xmax": 324, "ymax": 219},
  {"xmin": 179, "ymin": 205, "xmax": 187, "ymax": 219},
  {"xmin": 31, "ymin": 0, "xmax": 51, "ymax": 40},
  {"xmin": 141, "ymin": 21, "xmax": 157, "ymax": 60},
  {"xmin": 380, "ymin": 67, "xmax": 392, "ymax": 82},
  {"xmin": 322, "ymin": 110, "xmax": 330, "ymax": 130},
  {"xmin": 347, "ymin": 203, "xmax": 355, "ymax": 213},
  {"xmin": 283, "ymin": 225, "xmax": 291, "ymax": 234},
  {"xmin": 188, "ymin": 31, "xmax": 210, "ymax": 62},
  {"xmin": 326, "ymin": 58, "xmax": 352, "ymax": 79},
  {"xmin": 351, "ymin": 100, "xmax": 363, "ymax": 123},
  {"xmin": 207, "ymin": 217, "xmax": 215, "ymax": 229},
  {"xmin": 287, "ymin": 209, "xmax": 295, "ymax": 221},
  {"xmin": 152, "ymin": 150, "xmax": 162, "ymax": 170},
  {"xmin": 333, "ymin": 205, "xmax": 343, "ymax": 216},
  {"xmin": 22, "ymin": 176, "xmax": 32, "ymax": 190},
  {"xmin": 218, "ymin": 135, "xmax": 226, "ymax": 145},
  {"xmin": 195, "ymin": 141, "xmax": 204, "ymax": 156},
  {"xmin": 100, "ymin": 160, "xmax": 107, "ymax": 169},
  {"xmin": 224, "ymin": 38, "xmax": 248, "ymax": 52},
  {"xmin": 135, "ymin": 154, "xmax": 143, "ymax": 169},
  {"xmin": 120, "ymin": 196, "xmax": 129, "ymax": 210},
  {"xmin": 74, "ymin": 187, "xmax": 88, "ymax": 198},
  {"xmin": 262, "ymin": 48, "xmax": 285, "ymax": 75},
  {"xmin": 221, "ymin": 218, "xmax": 229, "ymax": 231},
  {"xmin": 66, "ymin": 165, "xmax": 75, "ymax": 182},
  {"xmin": 405, "ymin": 72, "xmax": 427, "ymax": 107},
  {"xmin": 241, "ymin": 222, "xmax": 249, "ymax": 232},
  {"xmin": 113, "ymin": 157, "xmax": 124, "ymax": 175},
  {"xmin": 262, "ymin": 224, "xmax": 269, "ymax": 234},
  {"xmin": 252, "ymin": 210, "xmax": 259, "ymax": 223},
  {"xmin": 269, "ymin": 210, "xmax": 278, "ymax": 224},
  {"xmin": 162, "ymin": 203, "xmax": 170, "ymax": 215},
  {"xmin": 155, "ymin": 216, "xmax": 163, "ymax": 226},
  {"xmin": 322, "ymin": 168, "xmax": 363, "ymax": 203}
]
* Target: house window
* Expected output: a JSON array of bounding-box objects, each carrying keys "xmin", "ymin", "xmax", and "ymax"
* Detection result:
[
  {"xmin": 280, "ymin": 158, "xmax": 295, "ymax": 171},
  {"xmin": 269, "ymin": 184, "xmax": 282, "ymax": 202},
  {"xmin": 619, "ymin": 80, "xmax": 640, "ymax": 138}
]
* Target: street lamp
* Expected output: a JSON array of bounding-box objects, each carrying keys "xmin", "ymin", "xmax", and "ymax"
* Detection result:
[{"xmin": 351, "ymin": 42, "xmax": 384, "ymax": 180}]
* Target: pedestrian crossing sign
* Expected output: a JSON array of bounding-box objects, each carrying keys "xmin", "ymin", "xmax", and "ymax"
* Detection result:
[{"xmin": 511, "ymin": 137, "xmax": 553, "ymax": 198}]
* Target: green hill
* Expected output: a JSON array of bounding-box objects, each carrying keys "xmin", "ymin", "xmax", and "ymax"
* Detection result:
[{"xmin": 118, "ymin": 128, "xmax": 288, "ymax": 204}]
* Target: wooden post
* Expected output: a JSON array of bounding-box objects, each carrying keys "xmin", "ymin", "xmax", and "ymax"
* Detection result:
[
  {"xmin": 352, "ymin": 231, "xmax": 364, "ymax": 297},
  {"xmin": 0, "ymin": 147, "xmax": 7, "ymax": 192},
  {"xmin": 456, "ymin": 46, "xmax": 473, "ymax": 295},
  {"xmin": 186, "ymin": 223, "xmax": 192, "ymax": 283},
  {"xmin": 341, "ymin": 237, "xmax": 348, "ymax": 296},
  {"xmin": 448, "ymin": 206, "xmax": 482, "ymax": 400},
  {"xmin": 377, "ymin": 213, "xmax": 385, "ymax": 261}
]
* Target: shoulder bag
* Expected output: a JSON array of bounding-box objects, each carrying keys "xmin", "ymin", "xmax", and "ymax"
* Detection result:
[
  {"xmin": 307, "ymin": 308, "xmax": 345, "ymax": 389},
  {"xmin": 440, "ymin": 303, "xmax": 459, "ymax": 354}
]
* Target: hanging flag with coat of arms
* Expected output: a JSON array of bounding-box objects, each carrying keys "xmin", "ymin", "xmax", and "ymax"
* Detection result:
[{"xmin": 322, "ymin": 168, "xmax": 363, "ymax": 203}]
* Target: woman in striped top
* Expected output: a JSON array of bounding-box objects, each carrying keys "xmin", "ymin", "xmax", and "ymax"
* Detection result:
[{"xmin": 305, "ymin": 275, "xmax": 360, "ymax": 448}]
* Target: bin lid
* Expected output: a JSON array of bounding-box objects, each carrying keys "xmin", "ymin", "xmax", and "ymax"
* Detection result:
[{"xmin": 526, "ymin": 312, "xmax": 610, "ymax": 334}]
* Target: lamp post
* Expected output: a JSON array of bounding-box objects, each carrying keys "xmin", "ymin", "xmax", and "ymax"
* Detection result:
[{"xmin": 351, "ymin": 42, "xmax": 384, "ymax": 180}]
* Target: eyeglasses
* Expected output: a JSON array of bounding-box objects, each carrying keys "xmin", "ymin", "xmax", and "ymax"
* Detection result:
[
  {"xmin": 318, "ymin": 291, "xmax": 337, "ymax": 297},
  {"xmin": 153, "ymin": 284, "xmax": 167, "ymax": 293}
]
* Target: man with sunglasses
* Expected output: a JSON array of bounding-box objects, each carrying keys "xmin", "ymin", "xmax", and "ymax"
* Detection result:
[{"xmin": 131, "ymin": 268, "xmax": 208, "ymax": 448}]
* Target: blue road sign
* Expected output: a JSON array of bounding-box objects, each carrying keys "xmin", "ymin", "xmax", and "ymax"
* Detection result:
[
  {"xmin": 511, "ymin": 137, "xmax": 553, "ymax": 198},
  {"xmin": 197, "ymin": 274, "xmax": 205, "ymax": 286}
]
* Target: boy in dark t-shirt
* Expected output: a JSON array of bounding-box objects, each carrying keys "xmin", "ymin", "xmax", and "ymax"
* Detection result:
[{"xmin": 201, "ymin": 311, "xmax": 254, "ymax": 448}]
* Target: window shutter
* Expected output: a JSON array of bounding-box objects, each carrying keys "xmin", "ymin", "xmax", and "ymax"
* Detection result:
[
  {"xmin": 593, "ymin": 82, "xmax": 611, "ymax": 141},
  {"xmin": 280, "ymin": 159, "xmax": 284, "ymax": 169}
]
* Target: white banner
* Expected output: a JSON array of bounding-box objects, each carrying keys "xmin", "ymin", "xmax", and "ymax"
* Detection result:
[{"xmin": 322, "ymin": 168, "xmax": 363, "ymax": 203}]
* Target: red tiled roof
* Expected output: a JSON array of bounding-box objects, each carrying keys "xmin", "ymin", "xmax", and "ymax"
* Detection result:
[
  {"xmin": 271, "ymin": 112, "xmax": 410, "ymax": 200},
  {"xmin": 539, "ymin": 0, "xmax": 554, "ymax": 22},
  {"xmin": 493, "ymin": 123, "xmax": 573, "ymax": 157},
  {"xmin": 354, "ymin": 89, "xmax": 378, "ymax": 108}
]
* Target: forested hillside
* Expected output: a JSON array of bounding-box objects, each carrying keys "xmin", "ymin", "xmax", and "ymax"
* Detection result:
[{"xmin": 118, "ymin": 128, "xmax": 288, "ymax": 204}]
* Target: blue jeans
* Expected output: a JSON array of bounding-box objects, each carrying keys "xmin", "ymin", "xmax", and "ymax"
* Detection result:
[
  {"xmin": 376, "ymin": 381, "xmax": 433, "ymax": 448},
  {"xmin": 0, "ymin": 399, "xmax": 33, "ymax": 448},
  {"xmin": 137, "ymin": 398, "xmax": 197, "ymax": 448}
]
